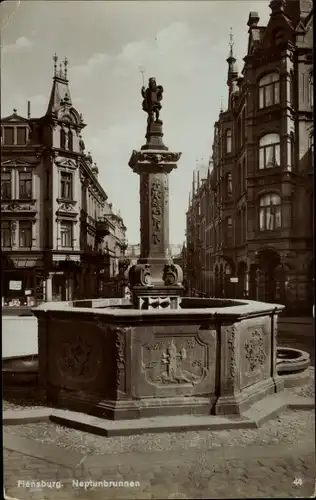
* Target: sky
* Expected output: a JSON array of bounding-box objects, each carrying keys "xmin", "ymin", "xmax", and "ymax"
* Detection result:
[{"xmin": 1, "ymin": 0, "xmax": 271, "ymax": 245}]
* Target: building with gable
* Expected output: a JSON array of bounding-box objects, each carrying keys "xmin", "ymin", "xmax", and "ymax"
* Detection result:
[
  {"xmin": 186, "ymin": 0, "xmax": 313, "ymax": 314},
  {"xmin": 1, "ymin": 55, "xmax": 127, "ymax": 306}
]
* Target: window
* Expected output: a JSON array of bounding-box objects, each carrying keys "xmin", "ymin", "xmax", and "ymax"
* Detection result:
[
  {"xmin": 259, "ymin": 73, "xmax": 280, "ymax": 109},
  {"xmin": 259, "ymin": 193, "xmax": 281, "ymax": 231},
  {"xmin": 226, "ymin": 216, "xmax": 233, "ymax": 241},
  {"xmin": 60, "ymin": 221, "xmax": 73, "ymax": 247},
  {"xmin": 226, "ymin": 173, "xmax": 232, "ymax": 196},
  {"xmin": 67, "ymin": 131, "xmax": 73, "ymax": 151},
  {"xmin": 1, "ymin": 171, "xmax": 12, "ymax": 199},
  {"xmin": 236, "ymin": 211, "xmax": 241, "ymax": 245},
  {"xmin": 241, "ymin": 158, "xmax": 246, "ymax": 192},
  {"xmin": 259, "ymin": 133, "xmax": 281, "ymax": 169},
  {"xmin": 241, "ymin": 206, "xmax": 246, "ymax": 242},
  {"xmin": 3, "ymin": 127, "xmax": 14, "ymax": 145},
  {"xmin": 1, "ymin": 221, "xmax": 12, "ymax": 247},
  {"xmin": 226, "ymin": 129, "xmax": 232, "ymax": 153},
  {"xmin": 237, "ymin": 116, "xmax": 243, "ymax": 148},
  {"xmin": 17, "ymin": 127, "xmax": 27, "ymax": 145},
  {"xmin": 19, "ymin": 220, "xmax": 32, "ymax": 247},
  {"xmin": 289, "ymin": 132, "xmax": 295, "ymax": 168},
  {"xmin": 60, "ymin": 129, "xmax": 66, "ymax": 149},
  {"xmin": 241, "ymin": 108, "xmax": 246, "ymax": 144},
  {"xmin": 60, "ymin": 172, "xmax": 73, "ymax": 200},
  {"xmin": 290, "ymin": 70, "xmax": 295, "ymax": 106},
  {"xmin": 309, "ymin": 72, "xmax": 313, "ymax": 109},
  {"xmin": 19, "ymin": 171, "xmax": 32, "ymax": 199},
  {"xmin": 46, "ymin": 171, "xmax": 50, "ymax": 199}
]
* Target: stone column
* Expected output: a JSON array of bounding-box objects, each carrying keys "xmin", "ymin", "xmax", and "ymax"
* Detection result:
[
  {"xmin": 45, "ymin": 273, "xmax": 53, "ymax": 301},
  {"xmin": 128, "ymin": 120, "xmax": 183, "ymax": 309}
]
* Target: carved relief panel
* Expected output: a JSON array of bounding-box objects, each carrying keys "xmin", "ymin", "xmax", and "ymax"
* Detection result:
[
  {"xmin": 140, "ymin": 174, "xmax": 149, "ymax": 257},
  {"xmin": 132, "ymin": 324, "xmax": 217, "ymax": 399},
  {"xmin": 47, "ymin": 318, "xmax": 108, "ymax": 393},
  {"xmin": 219, "ymin": 324, "xmax": 240, "ymax": 395},
  {"xmin": 150, "ymin": 175, "xmax": 163, "ymax": 247},
  {"xmin": 148, "ymin": 172, "xmax": 169, "ymax": 256},
  {"xmin": 239, "ymin": 316, "xmax": 271, "ymax": 390}
]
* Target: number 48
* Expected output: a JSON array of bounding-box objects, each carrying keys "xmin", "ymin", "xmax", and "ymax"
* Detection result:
[{"xmin": 293, "ymin": 478, "xmax": 303, "ymax": 486}]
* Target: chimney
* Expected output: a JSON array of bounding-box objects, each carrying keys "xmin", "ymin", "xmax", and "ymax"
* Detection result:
[{"xmin": 27, "ymin": 101, "xmax": 31, "ymax": 119}]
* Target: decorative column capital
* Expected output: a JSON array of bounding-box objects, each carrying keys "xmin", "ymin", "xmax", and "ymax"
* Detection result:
[{"xmin": 129, "ymin": 149, "xmax": 181, "ymax": 175}]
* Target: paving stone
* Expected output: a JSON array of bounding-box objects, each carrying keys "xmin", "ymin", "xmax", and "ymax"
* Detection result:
[{"xmin": 3, "ymin": 410, "xmax": 316, "ymax": 499}]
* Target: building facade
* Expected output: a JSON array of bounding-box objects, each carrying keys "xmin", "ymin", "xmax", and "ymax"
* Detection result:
[
  {"xmin": 1, "ymin": 56, "xmax": 127, "ymax": 306},
  {"xmin": 186, "ymin": 0, "xmax": 313, "ymax": 313}
]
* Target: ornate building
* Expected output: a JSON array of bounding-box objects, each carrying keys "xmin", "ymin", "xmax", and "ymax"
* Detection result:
[
  {"xmin": 186, "ymin": 0, "xmax": 313, "ymax": 313},
  {"xmin": 1, "ymin": 55, "xmax": 127, "ymax": 306}
]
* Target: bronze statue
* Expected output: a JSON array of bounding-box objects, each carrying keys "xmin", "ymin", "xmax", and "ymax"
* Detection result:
[{"xmin": 141, "ymin": 77, "xmax": 164, "ymax": 126}]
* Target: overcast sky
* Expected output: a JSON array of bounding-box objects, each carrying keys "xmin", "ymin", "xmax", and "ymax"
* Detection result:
[{"xmin": 1, "ymin": 0, "xmax": 270, "ymax": 245}]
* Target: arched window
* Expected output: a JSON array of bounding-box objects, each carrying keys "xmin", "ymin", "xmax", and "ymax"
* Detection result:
[
  {"xmin": 259, "ymin": 193, "xmax": 281, "ymax": 231},
  {"xmin": 226, "ymin": 173, "xmax": 232, "ymax": 196},
  {"xmin": 259, "ymin": 72, "xmax": 280, "ymax": 109},
  {"xmin": 226, "ymin": 129, "xmax": 232, "ymax": 154},
  {"xmin": 67, "ymin": 130, "xmax": 73, "ymax": 151},
  {"xmin": 60, "ymin": 128, "xmax": 66, "ymax": 149},
  {"xmin": 259, "ymin": 133, "xmax": 281, "ymax": 169}
]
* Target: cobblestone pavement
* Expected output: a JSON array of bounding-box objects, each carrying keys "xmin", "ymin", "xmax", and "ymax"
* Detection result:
[
  {"xmin": 4, "ymin": 439, "xmax": 315, "ymax": 499},
  {"xmin": 4, "ymin": 405, "xmax": 315, "ymax": 499},
  {"xmin": 3, "ymin": 408, "xmax": 315, "ymax": 455},
  {"xmin": 3, "ymin": 363, "xmax": 315, "ymax": 499}
]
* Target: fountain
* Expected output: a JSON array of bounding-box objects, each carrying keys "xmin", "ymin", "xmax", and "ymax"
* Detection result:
[{"xmin": 4, "ymin": 78, "xmax": 311, "ymax": 427}]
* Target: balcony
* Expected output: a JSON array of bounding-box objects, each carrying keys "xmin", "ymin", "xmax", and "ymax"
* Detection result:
[{"xmin": 96, "ymin": 218, "xmax": 110, "ymax": 239}]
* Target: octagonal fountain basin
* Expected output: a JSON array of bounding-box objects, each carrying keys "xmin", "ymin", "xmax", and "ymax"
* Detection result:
[
  {"xmin": 276, "ymin": 347, "xmax": 310, "ymax": 374},
  {"xmin": 29, "ymin": 297, "xmax": 286, "ymax": 420}
]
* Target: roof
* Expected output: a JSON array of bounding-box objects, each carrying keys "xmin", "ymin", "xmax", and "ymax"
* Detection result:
[{"xmin": 1, "ymin": 109, "xmax": 29, "ymax": 124}]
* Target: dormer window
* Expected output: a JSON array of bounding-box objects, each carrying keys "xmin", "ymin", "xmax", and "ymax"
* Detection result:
[
  {"xmin": 259, "ymin": 73, "xmax": 280, "ymax": 109},
  {"xmin": 3, "ymin": 127, "xmax": 14, "ymax": 145},
  {"xmin": 17, "ymin": 127, "xmax": 27, "ymax": 145}
]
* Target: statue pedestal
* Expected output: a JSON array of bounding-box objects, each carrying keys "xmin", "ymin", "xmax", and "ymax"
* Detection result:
[{"xmin": 128, "ymin": 120, "xmax": 183, "ymax": 309}]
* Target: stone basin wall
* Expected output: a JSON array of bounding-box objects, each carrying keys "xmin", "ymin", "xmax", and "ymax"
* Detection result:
[{"xmin": 32, "ymin": 298, "xmax": 284, "ymax": 419}]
